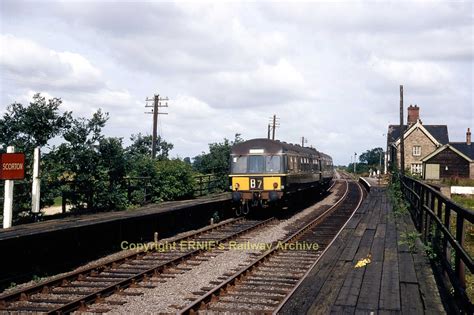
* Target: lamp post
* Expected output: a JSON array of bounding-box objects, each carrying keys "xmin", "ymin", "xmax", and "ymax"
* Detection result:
[{"xmin": 354, "ymin": 152, "xmax": 357, "ymax": 173}]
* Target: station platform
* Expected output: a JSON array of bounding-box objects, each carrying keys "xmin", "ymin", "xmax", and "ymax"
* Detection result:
[
  {"xmin": 0, "ymin": 193, "xmax": 231, "ymax": 290},
  {"xmin": 360, "ymin": 176, "xmax": 387, "ymax": 188},
  {"xmin": 279, "ymin": 186, "xmax": 446, "ymax": 314},
  {"xmin": 0, "ymin": 193, "xmax": 229, "ymax": 240}
]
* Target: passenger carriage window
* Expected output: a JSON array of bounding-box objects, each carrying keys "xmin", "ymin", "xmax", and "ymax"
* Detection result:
[
  {"xmin": 248, "ymin": 156, "xmax": 265, "ymax": 173},
  {"xmin": 265, "ymin": 156, "xmax": 281, "ymax": 173}
]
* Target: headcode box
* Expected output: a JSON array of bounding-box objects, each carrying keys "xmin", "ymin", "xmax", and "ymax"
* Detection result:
[{"xmin": 0, "ymin": 153, "xmax": 25, "ymax": 180}]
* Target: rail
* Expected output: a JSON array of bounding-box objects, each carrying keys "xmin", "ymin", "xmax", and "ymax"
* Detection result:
[
  {"xmin": 398, "ymin": 174, "xmax": 473, "ymax": 312},
  {"xmin": 180, "ymin": 180, "xmax": 364, "ymax": 314}
]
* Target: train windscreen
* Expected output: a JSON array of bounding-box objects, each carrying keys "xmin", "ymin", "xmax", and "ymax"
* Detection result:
[
  {"xmin": 231, "ymin": 155, "xmax": 282, "ymax": 174},
  {"xmin": 265, "ymin": 155, "xmax": 281, "ymax": 173},
  {"xmin": 248, "ymin": 156, "xmax": 265, "ymax": 173},
  {"xmin": 231, "ymin": 156, "xmax": 247, "ymax": 173}
]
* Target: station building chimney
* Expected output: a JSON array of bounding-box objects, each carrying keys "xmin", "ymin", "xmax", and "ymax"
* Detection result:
[
  {"xmin": 407, "ymin": 105, "xmax": 420, "ymax": 126},
  {"xmin": 467, "ymin": 128, "xmax": 472, "ymax": 145}
]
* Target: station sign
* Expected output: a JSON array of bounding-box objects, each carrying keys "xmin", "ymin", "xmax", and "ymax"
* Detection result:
[{"xmin": 0, "ymin": 153, "xmax": 25, "ymax": 180}]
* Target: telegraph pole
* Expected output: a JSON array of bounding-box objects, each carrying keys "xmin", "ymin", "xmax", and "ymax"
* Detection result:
[
  {"xmin": 145, "ymin": 94, "xmax": 169, "ymax": 159},
  {"xmin": 268, "ymin": 114, "xmax": 280, "ymax": 140},
  {"xmin": 301, "ymin": 137, "xmax": 307, "ymax": 147},
  {"xmin": 272, "ymin": 115, "xmax": 276, "ymax": 140},
  {"xmin": 399, "ymin": 85, "xmax": 405, "ymax": 175}
]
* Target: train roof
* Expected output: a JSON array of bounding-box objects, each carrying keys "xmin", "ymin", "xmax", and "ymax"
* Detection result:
[{"xmin": 231, "ymin": 138, "xmax": 332, "ymax": 160}]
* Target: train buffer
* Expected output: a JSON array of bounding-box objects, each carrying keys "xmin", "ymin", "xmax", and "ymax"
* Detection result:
[{"xmin": 279, "ymin": 180, "xmax": 447, "ymax": 314}]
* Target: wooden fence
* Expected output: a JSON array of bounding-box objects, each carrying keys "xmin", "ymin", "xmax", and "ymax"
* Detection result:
[{"xmin": 399, "ymin": 174, "xmax": 473, "ymax": 312}]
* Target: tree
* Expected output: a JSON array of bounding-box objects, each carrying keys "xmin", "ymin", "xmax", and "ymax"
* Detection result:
[
  {"xmin": 0, "ymin": 94, "xmax": 72, "ymax": 218},
  {"xmin": 125, "ymin": 133, "xmax": 195, "ymax": 203},
  {"xmin": 193, "ymin": 133, "xmax": 243, "ymax": 174},
  {"xmin": 95, "ymin": 137, "xmax": 128, "ymax": 209},
  {"xmin": 347, "ymin": 147, "xmax": 385, "ymax": 174},
  {"xmin": 43, "ymin": 109, "xmax": 129, "ymax": 211},
  {"xmin": 359, "ymin": 147, "xmax": 384, "ymax": 168},
  {"xmin": 151, "ymin": 159, "xmax": 195, "ymax": 201},
  {"xmin": 126, "ymin": 133, "xmax": 173, "ymax": 160},
  {"xmin": 0, "ymin": 93, "xmax": 72, "ymax": 152}
]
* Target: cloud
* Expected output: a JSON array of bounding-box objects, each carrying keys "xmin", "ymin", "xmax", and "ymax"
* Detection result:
[
  {"xmin": 1, "ymin": 1, "xmax": 472, "ymax": 165},
  {"xmin": 369, "ymin": 56, "xmax": 453, "ymax": 92},
  {"xmin": 0, "ymin": 34, "xmax": 103, "ymax": 91}
]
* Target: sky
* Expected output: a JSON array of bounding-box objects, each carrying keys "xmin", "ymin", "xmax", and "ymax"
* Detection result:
[{"xmin": 0, "ymin": 0, "xmax": 472, "ymax": 165}]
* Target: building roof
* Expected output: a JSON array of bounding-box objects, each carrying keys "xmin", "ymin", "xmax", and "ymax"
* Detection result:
[
  {"xmin": 450, "ymin": 142, "xmax": 474, "ymax": 160},
  {"xmin": 387, "ymin": 124, "xmax": 449, "ymax": 144},
  {"xmin": 421, "ymin": 143, "xmax": 473, "ymax": 163},
  {"xmin": 231, "ymin": 138, "xmax": 332, "ymax": 160}
]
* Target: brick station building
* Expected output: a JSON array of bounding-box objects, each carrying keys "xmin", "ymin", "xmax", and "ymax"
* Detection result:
[{"xmin": 386, "ymin": 105, "xmax": 449, "ymax": 176}]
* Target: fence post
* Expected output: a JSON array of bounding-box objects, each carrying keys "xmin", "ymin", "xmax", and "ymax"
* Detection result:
[
  {"xmin": 31, "ymin": 147, "xmax": 41, "ymax": 222},
  {"xmin": 62, "ymin": 191, "xmax": 67, "ymax": 213},
  {"xmin": 3, "ymin": 146, "xmax": 15, "ymax": 229},
  {"xmin": 88, "ymin": 186, "xmax": 93, "ymax": 209},
  {"xmin": 434, "ymin": 196, "xmax": 442, "ymax": 254},
  {"xmin": 207, "ymin": 175, "xmax": 212, "ymax": 195},
  {"xmin": 426, "ymin": 190, "xmax": 436, "ymax": 241},
  {"xmin": 419, "ymin": 185, "xmax": 425, "ymax": 232},
  {"xmin": 455, "ymin": 213, "xmax": 466, "ymax": 289},
  {"xmin": 444, "ymin": 205, "xmax": 451, "ymax": 268},
  {"xmin": 425, "ymin": 190, "xmax": 433, "ymax": 242},
  {"xmin": 127, "ymin": 178, "xmax": 131, "ymax": 203},
  {"xmin": 199, "ymin": 176, "xmax": 203, "ymax": 196}
]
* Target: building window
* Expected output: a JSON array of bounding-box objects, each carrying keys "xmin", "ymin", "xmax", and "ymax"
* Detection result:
[
  {"xmin": 411, "ymin": 163, "xmax": 422, "ymax": 175},
  {"xmin": 412, "ymin": 146, "xmax": 421, "ymax": 156}
]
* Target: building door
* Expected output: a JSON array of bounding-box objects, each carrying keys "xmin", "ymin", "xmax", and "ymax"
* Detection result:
[{"xmin": 425, "ymin": 164, "xmax": 440, "ymax": 180}]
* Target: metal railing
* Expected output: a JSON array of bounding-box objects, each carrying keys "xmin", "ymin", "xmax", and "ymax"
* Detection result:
[
  {"xmin": 193, "ymin": 173, "xmax": 228, "ymax": 197},
  {"xmin": 399, "ymin": 175, "xmax": 473, "ymax": 312},
  {"xmin": 60, "ymin": 177, "xmax": 153, "ymax": 212}
]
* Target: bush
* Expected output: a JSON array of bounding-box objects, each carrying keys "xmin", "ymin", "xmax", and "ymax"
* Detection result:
[
  {"xmin": 388, "ymin": 176, "xmax": 409, "ymax": 217},
  {"xmin": 151, "ymin": 159, "xmax": 195, "ymax": 202}
]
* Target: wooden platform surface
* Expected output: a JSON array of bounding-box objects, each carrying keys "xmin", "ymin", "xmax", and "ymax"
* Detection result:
[
  {"xmin": 0, "ymin": 193, "xmax": 229, "ymax": 240},
  {"xmin": 279, "ymin": 187, "xmax": 445, "ymax": 314}
]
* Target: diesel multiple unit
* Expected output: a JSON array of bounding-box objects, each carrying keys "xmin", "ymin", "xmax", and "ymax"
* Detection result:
[{"xmin": 230, "ymin": 138, "xmax": 333, "ymax": 214}]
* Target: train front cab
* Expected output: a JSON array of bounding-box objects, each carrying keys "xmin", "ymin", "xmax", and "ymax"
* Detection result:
[{"xmin": 230, "ymin": 153, "xmax": 285, "ymax": 215}]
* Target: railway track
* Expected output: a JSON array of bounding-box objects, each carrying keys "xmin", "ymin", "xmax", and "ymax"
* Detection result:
[
  {"xmin": 0, "ymin": 217, "xmax": 275, "ymax": 314},
  {"xmin": 180, "ymin": 180, "xmax": 364, "ymax": 314},
  {"xmin": 0, "ymin": 177, "xmax": 356, "ymax": 314}
]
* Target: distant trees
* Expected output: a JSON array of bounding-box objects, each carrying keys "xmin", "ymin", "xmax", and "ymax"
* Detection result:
[
  {"xmin": 193, "ymin": 134, "xmax": 243, "ymax": 174},
  {"xmin": 359, "ymin": 148, "xmax": 384, "ymax": 166},
  {"xmin": 347, "ymin": 147, "xmax": 385, "ymax": 174}
]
